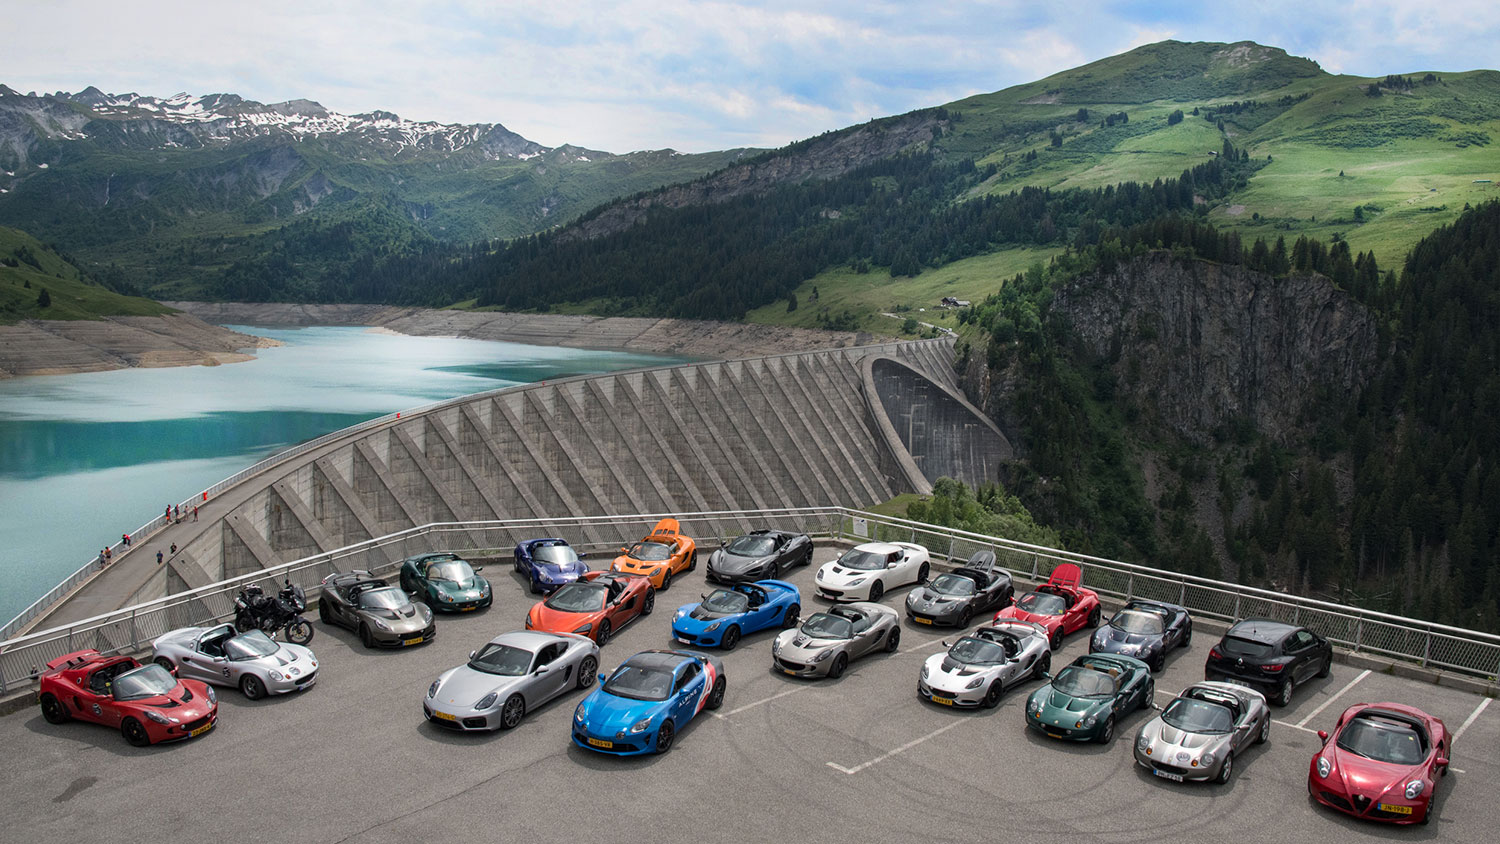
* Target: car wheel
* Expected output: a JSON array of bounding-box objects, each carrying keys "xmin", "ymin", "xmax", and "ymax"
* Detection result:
[
  {"xmin": 121, "ymin": 717, "xmax": 151, "ymax": 747},
  {"xmin": 1256, "ymin": 715, "xmax": 1270, "ymax": 744},
  {"xmin": 803, "ymin": 548, "xmax": 814, "ymax": 567},
  {"xmin": 958, "ymin": 606, "xmax": 974, "ymax": 628},
  {"xmin": 1274, "ymin": 677, "xmax": 1295, "ymax": 707},
  {"xmin": 642, "ymin": 588, "xmax": 656, "ymax": 615},
  {"xmin": 1215, "ymin": 754, "xmax": 1234, "ymax": 785},
  {"xmin": 1049, "ymin": 629, "xmax": 1062, "ymax": 650},
  {"xmin": 1087, "ymin": 606, "xmax": 1101, "ymax": 628},
  {"xmin": 707, "ymin": 676, "xmax": 727, "ymax": 710},
  {"xmin": 240, "ymin": 674, "xmax": 266, "ymax": 700},
  {"xmin": 721, "ymin": 625, "xmax": 742, "ymax": 651},
  {"xmin": 1143, "ymin": 680, "xmax": 1155, "ymax": 710},
  {"xmin": 828, "ymin": 652, "xmax": 849, "ymax": 679},
  {"xmin": 499, "ymin": 694, "xmax": 526, "ymax": 730},
  {"xmin": 153, "ymin": 656, "xmax": 174, "ymax": 672},
  {"xmin": 1151, "ymin": 651, "xmax": 1165, "ymax": 673},
  {"xmin": 359, "ymin": 623, "xmax": 375, "ymax": 649},
  {"xmin": 884, "ymin": 627, "xmax": 901, "ymax": 653},
  {"xmin": 660, "ymin": 569, "xmax": 673, "ymax": 592},
  {"xmin": 1095, "ymin": 715, "xmax": 1116, "ymax": 745},
  {"xmin": 578, "ymin": 655, "xmax": 598, "ymax": 689},
  {"xmin": 1317, "ymin": 654, "xmax": 1332, "ymax": 678},
  {"xmin": 1035, "ymin": 651, "xmax": 1052, "ymax": 680},
  {"xmin": 983, "ymin": 681, "xmax": 1004, "ymax": 709},
  {"xmin": 688, "ymin": 551, "xmax": 697, "ymax": 572},
  {"xmin": 917, "ymin": 561, "xmax": 930, "ymax": 583},
  {"xmin": 655, "ymin": 719, "xmax": 676, "ymax": 754},
  {"xmin": 596, "ymin": 619, "xmax": 612, "ymax": 646},
  {"xmin": 868, "ymin": 580, "xmax": 884, "ymax": 602},
  {"xmin": 40, "ymin": 693, "xmax": 69, "ymax": 724},
  {"xmin": 1183, "ymin": 625, "xmax": 1193, "ymax": 647},
  {"xmin": 783, "ymin": 603, "xmax": 801, "ymax": 628},
  {"xmin": 318, "ymin": 601, "xmax": 331, "ymax": 624},
  {"xmin": 529, "ymin": 578, "xmax": 542, "ymax": 595}
]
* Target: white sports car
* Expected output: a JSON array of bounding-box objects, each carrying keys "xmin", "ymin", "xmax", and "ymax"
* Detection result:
[
  {"xmin": 814, "ymin": 541, "xmax": 930, "ymax": 602},
  {"xmin": 918, "ymin": 620, "xmax": 1052, "ymax": 708},
  {"xmin": 152, "ymin": 623, "xmax": 317, "ymax": 699}
]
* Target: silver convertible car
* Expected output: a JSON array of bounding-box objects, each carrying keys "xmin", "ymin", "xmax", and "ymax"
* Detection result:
[
  {"xmin": 151, "ymin": 623, "xmax": 318, "ymax": 699},
  {"xmin": 772, "ymin": 602, "xmax": 899, "ymax": 679},
  {"xmin": 1134, "ymin": 680, "xmax": 1270, "ymax": 784},
  {"xmin": 918, "ymin": 620, "xmax": 1051, "ymax": 708},
  {"xmin": 424, "ymin": 631, "xmax": 600, "ymax": 731}
]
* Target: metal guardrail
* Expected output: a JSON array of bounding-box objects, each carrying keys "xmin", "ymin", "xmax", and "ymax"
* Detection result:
[{"xmin": 3, "ymin": 506, "xmax": 1498, "ymax": 695}]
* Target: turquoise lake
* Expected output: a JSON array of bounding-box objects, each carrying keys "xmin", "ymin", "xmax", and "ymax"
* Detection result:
[{"xmin": 0, "ymin": 326, "xmax": 686, "ymax": 626}]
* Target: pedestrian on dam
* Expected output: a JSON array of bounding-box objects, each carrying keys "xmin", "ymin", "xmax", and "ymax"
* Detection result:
[
  {"xmin": 122, "ymin": 533, "xmax": 130, "ymax": 547},
  {"xmin": 165, "ymin": 505, "xmax": 172, "ymax": 522},
  {"xmin": 103, "ymin": 546, "xmax": 111, "ymax": 564},
  {"xmin": 174, "ymin": 504, "xmax": 180, "ymax": 522},
  {"xmin": 193, "ymin": 505, "xmax": 198, "ymax": 522},
  {"xmin": 156, "ymin": 550, "xmax": 164, "ymax": 565},
  {"xmin": 170, "ymin": 543, "xmax": 177, "ymax": 556}
]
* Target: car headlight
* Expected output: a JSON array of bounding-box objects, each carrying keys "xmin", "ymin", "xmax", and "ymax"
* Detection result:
[
  {"xmin": 1027, "ymin": 697, "xmax": 1042, "ymax": 715},
  {"xmin": 205, "ymin": 686, "xmax": 216, "ymax": 704},
  {"xmin": 428, "ymin": 680, "xmax": 440, "ymax": 698},
  {"xmin": 966, "ymin": 677, "xmax": 984, "ymax": 690},
  {"xmin": 1136, "ymin": 734, "xmax": 1150, "ymax": 752},
  {"xmin": 440, "ymin": 593, "xmax": 454, "ymax": 603},
  {"xmin": 675, "ymin": 608, "xmax": 687, "ymax": 619},
  {"xmin": 1405, "ymin": 780, "xmax": 1425, "ymax": 800},
  {"xmin": 1199, "ymin": 751, "xmax": 1216, "ymax": 768},
  {"xmin": 268, "ymin": 670, "xmax": 284, "ymax": 681},
  {"xmin": 1083, "ymin": 714, "xmax": 1097, "ymax": 728},
  {"xmin": 812, "ymin": 649, "xmax": 834, "ymax": 663},
  {"xmin": 630, "ymin": 717, "xmax": 653, "ymax": 733},
  {"xmin": 651, "ymin": 567, "xmax": 663, "ymax": 577},
  {"xmin": 1316, "ymin": 756, "xmax": 1332, "ymax": 778},
  {"xmin": 848, "ymin": 577, "xmax": 867, "ymax": 586},
  {"xmin": 772, "ymin": 638, "xmax": 782, "ymax": 654},
  {"xmin": 525, "ymin": 616, "xmax": 534, "ymax": 629},
  {"xmin": 706, "ymin": 621, "xmax": 722, "ymax": 632},
  {"xmin": 921, "ymin": 664, "xmax": 929, "ymax": 679},
  {"xmin": 374, "ymin": 619, "xmax": 392, "ymax": 631},
  {"xmin": 574, "ymin": 703, "xmax": 586, "ymax": 722},
  {"xmin": 144, "ymin": 710, "xmax": 172, "ymax": 725},
  {"xmin": 573, "ymin": 623, "xmax": 592, "ymax": 634},
  {"xmin": 476, "ymin": 692, "xmax": 499, "ymax": 710}
]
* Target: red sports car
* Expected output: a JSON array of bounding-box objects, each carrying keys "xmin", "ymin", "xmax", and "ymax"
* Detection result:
[
  {"xmin": 525, "ymin": 571, "xmax": 655, "ymax": 645},
  {"xmin": 1309, "ymin": 702, "xmax": 1452, "ymax": 825},
  {"xmin": 38, "ymin": 649, "xmax": 218, "ymax": 747},
  {"xmin": 993, "ymin": 563, "xmax": 1101, "ymax": 649}
]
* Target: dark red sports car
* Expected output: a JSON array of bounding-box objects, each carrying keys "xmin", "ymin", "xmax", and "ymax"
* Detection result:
[
  {"xmin": 993, "ymin": 563, "xmax": 1101, "ymax": 649},
  {"xmin": 1309, "ymin": 702, "xmax": 1451, "ymax": 825},
  {"xmin": 37, "ymin": 649, "xmax": 218, "ymax": 747}
]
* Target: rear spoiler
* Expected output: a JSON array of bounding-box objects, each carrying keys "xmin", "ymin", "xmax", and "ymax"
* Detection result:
[{"xmin": 45, "ymin": 649, "xmax": 101, "ymax": 671}]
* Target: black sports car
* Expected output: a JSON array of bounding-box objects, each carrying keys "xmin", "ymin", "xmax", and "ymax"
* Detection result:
[
  {"xmin": 705, "ymin": 529, "xmax": 813, "ymax": 584},
  {"xmin": 1204, "ymin": 618, "xmax": 1332, "ymax": 707},
  {"xmin": 318, "ymin": 570, "xmax": 436, "ymax": 649},
  {"xmin": 904, "ymin": 550, "xmax": 1013, "ymax": 627},
  {"xmin": 1089, "ymin": 599, "xmax": 1192, "ymax": 671}
]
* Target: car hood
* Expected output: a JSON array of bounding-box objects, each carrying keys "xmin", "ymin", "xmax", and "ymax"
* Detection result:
[
  {"xmin": 434, "ymin": 665, "xmax": 525, "ymax": 708},
  {"xmin": 360, "ymin": 603, "xmax": 430, "ymax": 631},
  {"xmin": 817, "ymin": 564, "xmax": 880, "ymax": 585},
  {"xmin": 613, "ymin": 556, "xmax": 667, "ymax": 574},
  {"xmin": 433, "ymin": 577, "xmax": 489, "ymax": 596},
  {"xmin": 711, "ymin": 551, "xmax": 773, "ymax": 574},
  {"xmin": 531, "ymin": 604, "xmax": 603, "ymax": 631},
  {"xmin": 581, "ymin": 691, "xmax": 665, "ymax": 732},
  {"xmin": 998, "ymin": 607, "xmax": 1061, "ymax": 629},
  {"xmin": 125, "ymin": 681, "xmax": 216, "ymax": 718},
  {"xmin": 1141, "ymin": 717, "xmax": 1226, "ymax": 753},
  {"xmin": 1326, "ymin": 747, "xmax": 1426, "ymax": 800},
  {"xmin": 924, "ymin": 652, "xmax": 999, "ymax": 683},
  {"xmin": 906, "ymin": 587, "xmax": 969, "ymax": 612},
  {"xmin": 535, "ymin": 561, "xmax": 588, "ymax": 579},
  {"xmin": 242, "ymin": 643, "xmax": 316, "ymax": 669},
  {"xmin": 1037, "ymin": 687, "xmax": 1111, "ymax": 716},
  {"xmin": 775, "ymin": 629, "xmax": 844, "ymax": 659}
]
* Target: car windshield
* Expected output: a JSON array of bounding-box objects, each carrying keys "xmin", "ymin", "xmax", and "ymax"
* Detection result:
[
  {"xmin": 930, "ymin": 574, "xmax": 977, "ymax": 596},
  {"xmin": 801, "ymin": 613, "xmax": 854, "ymax": 639},
  {"xmin": 628, "ymin": 542, "xmax": 671, "ymax": 562},
  {"xmin": 1016, "ymin": 592, "xmax": 1066, "ymax": 616},
  {"xmin": 425, "ymin": 560, "xmax": 476, "ymax": 582},
  {"xmin": 726, "ymin": 535, "xmax": 777, "ymax": 556},
  {"xmin": 1162, "ymin": 698, "xmax": 1236, "ymax": 734},
  {"xmin": 359, "ymin": 588, "xmax": 411, "ymax": 610},
  {"xmin": 1110, "ymin": 610, "xmax": 1165, "ymax": 635},
  {"xmin": 702, "ymin": 590, "xmax": 750, "ymax": 614},
  {"xmin": 468, "ymin": 643, "xmax": 534, "ymax": 676},
  {"xmin": 545, "ymin": 582, "xmax": 607, "ymax": 613},
  {"xmin": 1051, "ymin": 666, "xmax": 1117, "ymax": 697},
  {"xmin": 533, "ymin": 545, "xmax": 579, "ymax": 566},
  {"xmin": 949, "ymin": 636, "xmax": 1009, "ymax": 664},
  {"xmin": 836, "ymin": 549, "xmax": 890, "ymax": 571},
  {"xmin": 1220, "ymin": 635, "xmax": 1275, "ymax": 659},
  {"xmin": 112, "ymin": 665, "xmax": 177, "ymax": 700},
  {"xmin": 1337, "ymin": 714, "xmax": 1427, "ymax": 765},
  {"xmin": 226, "ymin": 630, "xmax": 280, "ymax": 660},
  {"xmin": 604, "ymin": 663, "xmax": 675, "ymax": 701}
]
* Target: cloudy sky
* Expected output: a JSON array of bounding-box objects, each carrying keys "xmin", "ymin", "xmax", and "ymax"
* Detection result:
[{"xmin": 3, "ymin": 1, "xmax": 1494, "ymax": 153}]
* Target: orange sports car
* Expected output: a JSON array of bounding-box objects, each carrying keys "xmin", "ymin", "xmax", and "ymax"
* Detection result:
[
  {"xmin": 610, "ymin": 518, "xmax": 697, "ymax": 591},
  {"xmin": 525, "ymin": 571, "xmax": 655, "ymax": 645}
]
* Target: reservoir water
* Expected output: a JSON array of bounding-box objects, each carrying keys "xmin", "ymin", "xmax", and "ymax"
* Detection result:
[{"xmin": 0, "ymin": 326, "xmax": 686, "ymax": 626}]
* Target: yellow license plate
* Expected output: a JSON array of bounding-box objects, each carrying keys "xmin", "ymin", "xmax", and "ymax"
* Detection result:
[
  {"xmin": 914, "ymin": 617, "xmax": 933, "ymax": 625},
  {"xmin": 189, "ymin": 722, "xmax": 213, "ymax": 737},
  {"xmin": 782, "ymin": 668, "xmax": 798, "ymax": 676},
  {"xmin": 402, "ymin": 637, "xmax": 424, "ymax": 646},
  {"xmin": 1046, "ymin": 731, "xmax": 1065, "ymax": 739},
  {"xmin": 586, "ymin": 737, "xmax": 613, "ymax": 749},
  {"xmin": 460, "ymin": 606, "xmax": 477, "ymax": 612},
  {"xmin": 1378, "ymin": 804, "xmax": 1413, "ymax": 815},
  {"xmin": 932, "ymin": 696, "xmax": 955, "ymax": 705},
  {"xmin": 433, "ymin": 711, "xmax": 458, "ymax": 722}
]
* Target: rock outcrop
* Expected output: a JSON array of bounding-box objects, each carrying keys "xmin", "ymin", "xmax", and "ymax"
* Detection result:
[{"xmin": 0, "ymin": 314, "xmax": 275, "ymax": 378}]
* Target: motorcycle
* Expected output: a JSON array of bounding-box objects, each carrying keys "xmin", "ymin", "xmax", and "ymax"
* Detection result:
[{"xmin": 234, "ymin": 578, "xmax": 315, "ymax": 644}]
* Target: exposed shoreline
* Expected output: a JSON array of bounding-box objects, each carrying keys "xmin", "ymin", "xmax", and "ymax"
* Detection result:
[{"xmin": 0, "ymin": 313, "xmax": 279, "ymax": 380}]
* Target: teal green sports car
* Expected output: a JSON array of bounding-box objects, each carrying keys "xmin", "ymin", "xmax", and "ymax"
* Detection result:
[
  {"xmin": 1025, "ymin": 653, "xmax": 1153, "ymax": 744},
  {"xmin": 400, "ymin": 552, "xmax": 493, "ymax": 613}
]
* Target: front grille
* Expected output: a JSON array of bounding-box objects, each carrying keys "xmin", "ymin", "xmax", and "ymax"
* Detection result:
[
  {"xmin": 776, "ymin": 659, "xmax": 807, "ymax": 671},
  {"xmin": 574, "ymin": 732, "xmax": 642, "ymax": 754},
  {"xmin": 821, "ymin": 588, "xmax": 845, "ymax": 597},
  {"xmin": 463, "ymin": 717, "xmax": 488, "ymax": 729},
  {"xmin": 1150, "ymin": 761, "xmax": 1190, "ymax": 775},
  {"xmin": 182, "ymin": 716, "xmax": 211, "ymax": 733},
  {"xmin": 1352, "ymin": 795, "xmax": 1373, "ymax": 813},
  {"xmin": 428, "ymin": 714, "xmax": 464, "ymax": 731},
  {"xmin": 295, "ymin": 671, "xmax": 316, "ymax": 686},
  {"xmin": 1318, "ymin": 791, "xmax": 1352, "ymax": 811}
]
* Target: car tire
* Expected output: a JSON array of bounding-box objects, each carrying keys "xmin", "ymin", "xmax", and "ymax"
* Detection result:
[
  {"xmin": 1096, "ymin": 715, "xmax": 1116, "ymax": 744},
  {"xmin": 1035, "ymin": 651, "xmax": 1052, "ymax": 680},
  {"xmin": 803, "ymin": 547, "xmax": 814, "ymax": 567},
  {"xmin": 1087, "ymin": 606, "xmax": 1102, "ymax": 628},
  {"xmin": 983, "ymin": 681, "xmax": 1004, "ymax": 709},
  {"xmin": 359, "ymin": 623, "xmax": 375, "ymax": 649},
  {"xmin": 1274, "ymin": 677, "xmax": 1295, "ymax": 707},
  {"xmin": 828, "ymin": 652, "xmax": 849, "ymax": 679},
  {"xmin": 1183, "ymin": 625, "xmax": 1193, "ymax": 647},
  {"xmin": 1215, "ymin": 754, "xmax": 1234, "ymax": 785},
  {"xmin": 318, "ymin": 601, "xmax": 331, "ymax": 624},
  {"xmin": 530, "ymin": 578, "xmax": 542, "ymax": 595},
  {"xmin": 885, "ymin": 627, "xmax": 901, "ymax": 653},
  {"xmin": 655, "ymin": 719, "xmax": 676, "ymax": 754},
  {"xmin": 917, "ymin": 561, "xmax": 930, "ymax": 583},
  {"xmin": 578, "ymin": 656, "xmax": 598, "ymax": 689},
  {"xmin": 240, "ymin": 674, "xmax": 266, "ymax": 700},
  {"xmin": 707, "ymin": 676, "xmax": 727, "ymax": 710},
  {"xmin": 688, "ymin": 551, "xmax": 697, "ymax": 572},
  {"xmin": 642, "ymin": 588, "xmax": 656, "ymax": 615},
  {"xmin": 40, "ymin": 693, "xmax": 69, "ymax": 724},
  {"xmin": 596, "ymin": 619, "xmax": 612, "ymax": 646},
  {"xmin": 958, "ymin": 607, "xmax": 974, "ymax": 628},
  {"xmin": 660, "ymin": 569, "xmax": 673, "ymax": 592},
  {"xmin": 1151, "ymin": 652, "xmax": 1165, "ymax": 673},
  {"xmin": 1256, "ymin": 715, "xmax": 1270, "ymax": 745},
  {"xmin": 153, "ymin": 656, "xmax": 174, "ymax": 672},
  {"xmin": 1049, "ymin": 629, "xmax": 1062, "ymax": 651},
  {"xmin": 1316, "ymin": 655, "xmax": 1332, "ymax": 678},
  {"xmin": 721, "ymin": 625, "xmax": 742, "ymax": 651},
  {"xmin": 500, "ymin": 694, "xmax": 526, "ymax": 730},
  {"xmin": 868, "ymin": 581, "xmax": 885, "ymax": 602},
  {"xmin": 121, "ymin": 717, "xmax": 151, "ymax": 747},
  {"xmin": 783, "ymin": 603, "xmax": 800, "ymax": 628}
]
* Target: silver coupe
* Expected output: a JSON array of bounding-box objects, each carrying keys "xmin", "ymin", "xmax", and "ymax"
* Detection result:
[
  {"xmin": 918, "ymin": 620, "xmax": 1051, "ymax": 708},
  {"xmin": 771, "ymin": 602, "xmax": 899, "ymax": 679},
  {"xmin": 424, "ymin": 631, "xmax": 600, "ymax": 731},
  {"xmin": 1135, "ymin": 680, "xmax": 1270, "ymax": 784},
  {"xmin": 151, "ymin": 623, "xmax": 317, "ymax": 699}
]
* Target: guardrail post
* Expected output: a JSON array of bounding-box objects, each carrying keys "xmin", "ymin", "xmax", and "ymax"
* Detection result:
[
  {"xmin": 1179, "ymin": 582, "xmax": 1186, "ymax": 605},
  {"xmin": 1031, "ymin": 553, "xmax": 1039, "ymax": 579},
  {"xmin": 130, "ymin": 609, "xmax": 137, "ymax": 651},
  {"xmin": 0, "ymin": 662, "xmax": 7, "ymax": 694},
  {"xmin": 947, "ymin": 537, "xmax": 955, "ymax": 563},
  {"xmin": 1293, "ymin": 606, "xmax": 1300, "ymax": 624},
  {"xmin": 1355, "ymin": 618, "xmax": 1363, "ymax": 652},
  {"xmin": 1422, "ymin": 630, "xmax": 1431, "ymax": 668},
  {"xmin": 1233, "ymin": 593, "xmax": 1242, "ymax": 620},
  {"xmin": 1126, "ymin": 574, "xmax": 1134, "ymax": 600}
]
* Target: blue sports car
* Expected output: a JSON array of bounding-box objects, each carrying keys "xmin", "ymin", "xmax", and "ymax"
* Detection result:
[
  {"xmin": 514, "ymin": 538, "xmax": 590, "ymax": 594},
  {"xmin": 573, "ymin": 650, "xmax": 726, "ymax": 755},
  {"xmin": 671, "ymin": 579, "xmax": 801, "ymax": 650}
]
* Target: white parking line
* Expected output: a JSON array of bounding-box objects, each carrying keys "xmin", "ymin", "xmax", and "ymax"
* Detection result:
[
  {"xmin": 1453, "ymin": 696, "xmax": 1492, "ymax": 743},
  {"xmin": 713, "ymin": 686, "xmax": 806, "ymax": 719},
  {"xmin": 827, "ymin": 720, "xmax": 966, "ymax": 774},
  {"xmin": 1296, "ymin": 669, "xmax": 1371, "ymax": 728}
]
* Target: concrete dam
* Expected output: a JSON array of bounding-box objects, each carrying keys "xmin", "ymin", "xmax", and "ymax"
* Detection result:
[{"xmin": 30, "ymin": 335, "xmax": 1012, "ymax": 630}]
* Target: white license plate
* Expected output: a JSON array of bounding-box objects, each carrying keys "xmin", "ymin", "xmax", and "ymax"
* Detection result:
[
  {"xmin": 1224, "ymin": 678, "xmax": 1252, "ymax": 688},
  {"xmin": 1153, "ymin": 769, "xmax": 1184, "ymax": 782},
  {"xmin": 675, "ymin": 636, "xmax": 693, "ymax": 645}
]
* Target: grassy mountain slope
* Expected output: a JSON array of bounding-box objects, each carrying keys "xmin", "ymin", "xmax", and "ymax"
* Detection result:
[{"xmin": 0, "ymin": 226, "xmax": 173, "ymax": 323}]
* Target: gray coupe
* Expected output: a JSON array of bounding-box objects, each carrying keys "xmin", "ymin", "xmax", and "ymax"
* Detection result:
[
  {"xmin": 917, "ymin": 620, "xmax": 1051, "ymax": 708},
  {"xmin": 425, "ymin": 631, "xmax": 600, "ymax": 731},
  {"xmin": 319, "ymin": 570, "xmax": 436, "ymax": 648},
  {"xmin": 771, "ymin": 602, "xmax": 899, "ymax": 679},
  {"xmin": 152, "ymin": 623, "xmax": 317, "ymax": 699},
  {"xmin": 905, "ymin": 550, "xmax": 1014, "ymax": 627},
  {"xmin": 1135, "ymin": 680, "xmax": 1271, "ymax": 784}
]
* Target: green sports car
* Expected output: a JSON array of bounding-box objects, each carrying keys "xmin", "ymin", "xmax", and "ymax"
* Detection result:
[
  {"xmin": 399, "ymin": 552, "xmax": 493, "ymax": 613},
  {"xmin": 1025, "ymin": 652, "xmax": 1154, "ymax": 744}
]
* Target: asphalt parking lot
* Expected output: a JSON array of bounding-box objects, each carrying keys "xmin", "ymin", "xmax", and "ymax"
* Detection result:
[{"xmin": 2, "ymin": 545, "xmax": 1495, "ymax": 844}]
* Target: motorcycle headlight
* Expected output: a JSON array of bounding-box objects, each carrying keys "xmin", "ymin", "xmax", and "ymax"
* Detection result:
[
  {"xmin": 476, "ymin": 692, "xmax": 498, "ymax": 710},
  {"xmin": 1316, "ymin": 756, "xmax": 1332, "ymax": 778},
  {"xmin": 144, "ymin": 710, "xmax": 172, "ymax": 725},
  {"xmin": 966, "ymin": 677, "xmax": 984, "ymax": 690},
  {"xmin": 812, "ymin": 648, "xmax": 834, "ymax": 663},
  {"xmin": 428, "ymin": 680, "xmax": 440, "ymax": 698},
  {"xmin": 205, "ymin": 686, "xmax": 216, "ymax": 704},
  {"xmin": 574, "ymin": 703, "xmax": 586, "ymax": 722},
  {"xmin": 630, "ymin": 717, "xmax": 653, "ymax": 734},
  {"xmin": 573, "ymin": 623, "xmax": 592, "ymax": 634},
  {"xmin": 1405, "ymin": 780, "xmax": 1424, "ymax": 800},
  {"xmin": 706, "ymin": 621, "xmax": 722, "ymax": 632}
]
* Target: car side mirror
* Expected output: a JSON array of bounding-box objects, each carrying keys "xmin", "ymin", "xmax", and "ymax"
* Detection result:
[
  {"xmin": 597, "ymin": 672, "xmax": 607, "ymax": 684},
  {"xmin": 472, "ymin": 566, "xmax": 485, "ymax": 573},
  {"xmin": 700, "ymin": 592, "xmax": 709, "ymax": 600},
  {"xmin": 1317, "ymin": 730, "xmax": 1329, "ymax": 743},
  {"xmin": 618, "ymin": 547, "xmax": 627, "ymax": 554},
  {"xmin": 1436, "ymin": 756, "xmax": 1449, "ymax": 768},
  {"xmin": 536, "ymin": 664, "xmax": 550, "ymax": 675},
  {"xmin": 941, "ymin": 640, "xmax": 951, "ymax": 648},
  {"xmin": 1039, "ymin": 671, "xmax": 1051, "ymax": 680},
  {"xmin": 887, "ymin": 561, "xmax": 900, "ymax": 568},
  {"xmin": 578, "ymin": 552, "xmax": 588, "ymax": 559},
  {"xmin": 469, "ymin": 650, "xmax": 477, "ymax": 660}
]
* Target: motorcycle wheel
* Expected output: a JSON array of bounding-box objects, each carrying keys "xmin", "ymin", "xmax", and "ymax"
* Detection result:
[
  {"xmin": 233, "ymin": 611, "xmax": 256, "ymax": 633},
  {"xmin": 285, "ymin": 618, "xmax": 315, "ymax": 645}
]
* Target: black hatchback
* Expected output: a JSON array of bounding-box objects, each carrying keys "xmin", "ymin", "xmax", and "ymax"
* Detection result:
[{"xmin": 1204, "ymin": 618, "xmax": 1332, "ymax": 707}]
